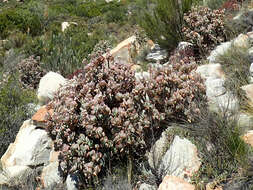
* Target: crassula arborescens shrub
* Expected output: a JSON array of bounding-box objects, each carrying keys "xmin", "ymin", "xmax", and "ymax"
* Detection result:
[
  {"xmin": 46, "ymin": 52, "xmax": 206, "ymax": 187},
  {"xmin": 182, "ymin": 6, "xmax": 227, "ymax": 57},
  {"xmin": 17, "ymin": 56, "xmax": 46, "ymax": 89}
]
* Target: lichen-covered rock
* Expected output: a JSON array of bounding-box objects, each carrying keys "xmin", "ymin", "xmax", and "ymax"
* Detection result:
[
  {"xmin": 148, "ymin": 128, "xmax": 172, "ymax": 169},
  {"xmin": 32, "ymin": 106, "xmax": 53, "ymax": 125},
  {"xmin": 40, "ymin": 162, "xmax": 62, "ymax": 189},
  {"xmin": 208, "ymin": 92, "xmax": 239, "ymax": 112},
  {"xmin": 109, "ymin": 35, "xmax": 139, "ymax": 65},
  {"xmin": 233, "ymin": 34, "xmax": 250, "ymax": 49},
  {"xmin": 243, "ymin": 130, "xmax": 253, "ymax": 147},
  {"xmin": 0, "ymin": 120, "xmax": 52, "ymax": 185},
  {"xmin": 37, "ymin": 72, "xmax": 66, "ymax": 105},
  {"xmin": 241, "ymin": 84, "xmax": 253, "ymax": 103},
  {"xmin": 207, "ymin": 41, "xmax": 232, "ymax": 63},
  {"xmin": 196, "ymin": 63, "xmax": 225, "ymax": 80},
  {"xmin": 207, "ymin": 34, "xmax": 250, "ymax": 63},
  {"xmin": 158, "ymin": 136, "xmax": 201, "ymax": 181},
  {"xmin": 205, "ymin": 78, "xmax": 226, "ymax": 97}
]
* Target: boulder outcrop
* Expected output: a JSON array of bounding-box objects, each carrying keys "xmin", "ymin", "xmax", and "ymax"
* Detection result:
[{"xmin": 37, "ymin": 72, "xmax": 66, "ymax": 105}]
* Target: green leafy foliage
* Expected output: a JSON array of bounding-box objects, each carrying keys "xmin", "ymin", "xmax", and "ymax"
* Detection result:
[
  {"xmin": 189, "ymin": 109, "xmax": 253, "ymax": 189},
  {"xmin": 0, "ymin": 73, "xmax": 36, "ymax": 156},
  {"xmin": 23, "ymin": 27, "xmax": 100, "ymax": 77},
  {"xmin": 216, "ymin": 45, "xmax": 251, "ymax": 107},
  {"xmin": 139, "ymin": 0, "xmax": 200, "ymax": 51},
  {"xmin": 0, "ymin": 5, "xmax": 44, "ymax": 39}
]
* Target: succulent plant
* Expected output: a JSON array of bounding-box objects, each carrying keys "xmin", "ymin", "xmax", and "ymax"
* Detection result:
[
  {"xmin": 182, "ymin": 6, "xmax": 227, "ymax": 57},
  {"xmin": 46, "ymin": 52, "xmax": 206, "ymax": 187},
  {"xmin": 17, "ymin": 55, "xmax": 46, "ymax": 89}
]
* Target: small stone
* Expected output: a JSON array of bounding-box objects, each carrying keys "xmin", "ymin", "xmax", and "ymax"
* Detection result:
[
  {"xmin": 242, "ymin": 130, "xmax": 253, "ymax": 147},
  {"xmin": 233, "ymin": 34, "xmax": 249, "ymax": 49},
  {"xmin": 40, "ymin": 162, "xmax": 62, "ymax": 189},
  {"xmin": 61, "ymin": 22, "xmax": 77, "ymax": 32},
  {"xmin": 158, "ymin": 136, "xmax": 201, "ymax": 181},
  {"xmin": 32, "ymin": 106, "xmax": 53, "ymax": 124},
  {"xmin": 135, "ymin": 72, "xmax": 150, "ymax": 81},
  {"xmin": 146, "ymin": 44, "xmax": 168, "ymax": 62},
  {"xmin": 241, "ymin": 84, "xmax": 253, "ymax": 103},
  {"xmin": 158, "ymin": 175, "xmax": 195, "ymax": 190},
  {"xmin": 66, "ymin": 174, "xmax": 79, "ymax": 190},
  {"xmin": 139, "ymin": 183, "xmax": 156, "ymax": 190}
]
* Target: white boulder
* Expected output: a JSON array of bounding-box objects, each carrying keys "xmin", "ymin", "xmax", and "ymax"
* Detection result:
[
  {"xmin": 205, "ymin": 78, "xmax": 226, "ymax": 98},
  {"xmin": 37, "ymin": 72, "xmax": 66, "ymax": 105},
  {"xmin": 61, "ymin": 22, "xmax": 78, "ymax": 32},
  {"xmin": 207, "ymin": 41, "xmax": 231, "ymax": 63},
  {"xmin": 196, "ymin": 63, "xmax": 225, "ymax": 80},
  {"xmin": 40, "ymin": 162, "xmax": 62, "ymax": 189},
  {"xmin": 158, "ymin": 136, "xmax": 201, "ymax": 181},
  {"xmin": 0, "ymin": 120, "xmax": 52, "ymax": 181}
]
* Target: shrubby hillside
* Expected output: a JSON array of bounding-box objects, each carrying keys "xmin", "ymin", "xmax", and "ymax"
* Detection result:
[{"xmin": 1, "ymin": 0, "xmax": 253, "ymax": 189}]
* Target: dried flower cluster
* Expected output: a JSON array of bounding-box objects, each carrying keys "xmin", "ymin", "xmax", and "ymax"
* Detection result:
[
  {"xmin": 182, "ymin": 6, "xmax": 227, "ymax": 56},
  {"xmin": 17, "ymin": 56, "xmax": 46, "ymax": 89},
  {"xmin": 46, "ymin": 53, "xmax": 206, "ymax": 186}
]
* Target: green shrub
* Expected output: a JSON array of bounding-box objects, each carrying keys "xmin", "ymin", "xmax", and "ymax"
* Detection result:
[
  {"xmin": 0, "ymin": 7, "xmax": 44, "ymax": 39},
  {"xmin": 139, "ymin": 0, "xmax": 200, "ymax": 51},
  {"xmin": 23, "ymin": 25, "xmax": 102, "ymax": 77},
  {"xmin": 216, "ymin": 45, "xmax": 251, "ymax": 107},
  {"xmin": 76, "ymin": 2, "xmax": 102, "ymax": 18},
  {"xmin": 103, "ymin": 3, "xmax": 127, "ymax": 24},
  {"xmin": 8, "ymin": 31, "xmax": 28, "ymax": 48},
  {"xmin": 0, "ymin": 73, "xmax": 36, "ymax": 156},
  {"xmin": 189, "ymin": 108, "xmax": 253, "ymax": 189}
]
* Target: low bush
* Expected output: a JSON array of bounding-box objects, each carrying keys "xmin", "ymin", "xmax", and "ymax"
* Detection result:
[
  {"xmin": 182, "ymin": 6, "xmax": 227, "ymax": 57},
  {"xmin": 76, "ymin": 2, "xmax": 102, "ymax": 18},
  {"xmin": 0, "ymin": 7, "xmax": 44, "ymax": 39},
  {"xmin": 0, "ymin": 73, "xmax": 36, "ymax": 157},
  {"xmin": 139, "ymin": 0, "xmax": 200, "ymax": 52},
  {"xmin": 216, "ymin": 45, "xmax": 251, "ymax": 107},
  {"xmin": 46, "ymin": 51, "xmax": 206, "ymax": 187},
  {"xmin": 188, "ymin": 108, "xmax": 253, "ymax": 189},
  {"xmin": 23, "ymin": 26, "xmax": 101, "ymax": 77},
  {"xmin": 17, "ymin": 56, "xmax": 46, "ymax": 90}
]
